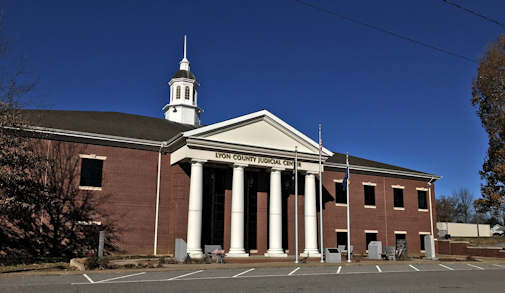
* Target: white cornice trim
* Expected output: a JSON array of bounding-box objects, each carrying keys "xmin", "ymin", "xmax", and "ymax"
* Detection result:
[
  {"xmin": 325, "ymin": 161, "xmax": 442, "ymax": 181},
  {"xmin": 184, "ymin": 137, "xmax": 328, "ymax": 161},
  {"xmin": 27, "ymin": 126, "xmax": 165, "ymax": 147}
]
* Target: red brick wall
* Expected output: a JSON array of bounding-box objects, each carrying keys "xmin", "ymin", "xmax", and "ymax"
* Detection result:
[
  {"xmin": 438, "ymin": 240, "xmax": 505, "ymax": 258},
  {"xmin": 38, "ymin": 138, "xmax": 437, "ymax": 256},
  {"xmin": 320, "ymin": 169, "xmax": 436, "ymax": 254}
]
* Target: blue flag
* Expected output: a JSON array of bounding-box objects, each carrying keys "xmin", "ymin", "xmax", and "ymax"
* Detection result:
[{"xmin": 342, "ymin": 166, "xmax": 349, "ymax": 191}]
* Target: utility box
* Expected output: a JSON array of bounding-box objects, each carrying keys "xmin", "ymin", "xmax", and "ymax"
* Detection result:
[
  {"xmin": 368, "ymin": 241, "xmax": 382, "ymax": 260},
  {"xmin": 175, "ymin": 238, "xmax": 187, "ymax": 262},
  {"xmin": 423, "ymin": 235, "xmax": 437, "ymax": 260},
  {"xmin": 325, "ymin": 248, "xmax": 342, "ymax": 263}
]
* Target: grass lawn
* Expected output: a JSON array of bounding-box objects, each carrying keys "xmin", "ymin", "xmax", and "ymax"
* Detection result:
[
  {"xmin": 450, "ymin": 236, "xmax": 505, "ymax": 246},
  {"xmin": 0, "ymin": 257, "xmax": 73, "ymax": 274}
]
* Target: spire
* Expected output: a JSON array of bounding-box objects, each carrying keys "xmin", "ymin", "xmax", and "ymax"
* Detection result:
[{"xmin": 179, "ymin": 35, "xmax": 190, "ymax": 71}]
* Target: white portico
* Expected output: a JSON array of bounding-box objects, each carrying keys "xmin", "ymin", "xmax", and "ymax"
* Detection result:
[{"xmin": 166, "ymin": 110, "xmax": 332, "ymax": 258}]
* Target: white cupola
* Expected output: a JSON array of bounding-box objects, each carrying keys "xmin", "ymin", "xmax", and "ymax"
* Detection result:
[{"xmin": 162, "ymin": 36, "xmax": 203, "ymax": 125}]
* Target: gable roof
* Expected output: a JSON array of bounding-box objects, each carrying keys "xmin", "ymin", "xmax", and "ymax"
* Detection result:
[
  {"xmin": 20, "ymin": 109, "xmax": 441, "ymax": 180},
  {"xmin": 22, "ymin": 110, "xmax": 198, "ymax": 142}
]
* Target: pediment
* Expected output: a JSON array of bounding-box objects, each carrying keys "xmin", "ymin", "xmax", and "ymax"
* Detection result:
[{"xmin": 182, "ymin": 110, "xmax": 332, "ymax": 156}]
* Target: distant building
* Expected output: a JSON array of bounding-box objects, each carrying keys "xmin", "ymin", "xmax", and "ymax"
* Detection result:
[
  {"xmin": 437, "ymin": 222, "xmax": 491, "ymax": 238},
  {"xmin": 22, "ymin": 38, "xmax": 441, "ymax": 257}
]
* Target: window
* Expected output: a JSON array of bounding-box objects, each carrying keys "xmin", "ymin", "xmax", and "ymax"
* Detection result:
[
  {"xmin": 395, "ymin": 233, "xmax": 406, "ymax": 252},
  {"xmin": 193, "ymin": 89, "xmax": 196, "ymax": 103},
  {"xmin": 418, "ymin": 190, "xmax": 427, "ymax": 209},
  {"xmin": 80, "ymin": 158, "xmax": 103, "ymax": 188},
  {"xmin": 176, "ymin": 86, "xmax": 181, "ymax": 99},
  {"xmin": 335, "ymin": 182, "xmax": 346, "ymax": 204},
  {"xmin": 336, "ymin": 232, "xmax": 348, "ymax": 250},
  {"xmin": 393, "ymin": 188, "xmax": 404, "ymax": 208},
  {"xmin": 366, "ymin": 233, "xmax": 377, "ymax": 249},
  {"xmin": 185, "ymin": 86, "xmax": 190, "ymax": 99},
  {"xmin": 364, "ymin": 185, "xmax": 375, "ymax": 206},
  {"xmin": 420, "ymin": 235, "xmax": 427, "ymax": 251}
]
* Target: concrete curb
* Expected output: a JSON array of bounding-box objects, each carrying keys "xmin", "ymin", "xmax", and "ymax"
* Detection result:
[{"xmin": 69, "ymin": 258, "xmax": 85, "ymax": 271}]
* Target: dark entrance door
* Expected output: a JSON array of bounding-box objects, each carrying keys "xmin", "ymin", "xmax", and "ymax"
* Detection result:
[
  {"xmin": 244, "ymin": 172, "xmax": 257, "ymax": 251},
  {"xmin": 201, "ymin": 168, "xmax": 226, "ymax": 247}
]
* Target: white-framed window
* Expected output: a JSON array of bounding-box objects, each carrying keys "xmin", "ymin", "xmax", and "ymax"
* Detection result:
[
  {"xmin": 334, "ymin": 179, "xmax": 346, "ymax": 205},
  {"xmin": 419, "ymin": 232, "xmax": 430, "ymax": 251},
  {"xmin": 79, "ymin": 154, "xmax": 106, "ymax": 190},
  {"xmin": 393, "ymin": 187, "xmax": 404, "ymax": 208},
  {"xmin": 363, "ymin": 182, "xmax": 376, "ymax": 206},
  {"xmin": 185, "ymin": 86, "xmax": 190, "ymax": 99}
]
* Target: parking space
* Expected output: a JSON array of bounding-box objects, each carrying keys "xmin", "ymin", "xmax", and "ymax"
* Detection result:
[
  {"xmin": 71, "ymin": 262, "xmax": 505, "ymax": 286},
  {"xmin": 184, "ymin": 268, "xmax": 251, "ymax": 279},
  {"xmin": 377, "ymin": 264, "xmax": 417, "ymax": 273},
  {"xmin": 414, "ymin": 264, "xmax": 452, "ymax": 272},
  {"xmin": 240, "ymin": 267, "xmax": 297, "ymax": 277},
  {"xmin": 442, "ymin": 263, "xmax": 484, "ymax": 271},
  {"xmin": 295, "ymin": 266, "xmax": 340, "ymax": 276},
  {"xmin": 339, "ymin": 265, "xmax": 379, "ymax": 274}
]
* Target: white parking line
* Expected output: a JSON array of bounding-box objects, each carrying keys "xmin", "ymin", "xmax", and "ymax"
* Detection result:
[
  {"xmin": 439, "ymin": 264, "xmax": 454, "ymax": 270},
  {"xmin": 337, "ymin": 266, "xmax": 342, "ymax": 274},
  {"xmin": 233, "ymin": 268, "xmax": 255, "ymax": 278},
  {"xmin": 83, "ymin": 274, "xmax": 94, "ymax": 283},
  {"xmin": 168, "ymin": 270, "xmax": 203, "ymax": 280},
  {"xmin": 467, "ymin": 264, "xmax": 484, "ymax": 270},
  {"xmin": 288, "ymin": 267, "xmax": 300, "ymax": 276},
  {"xmin": 409, "ymin": 265, "xmax": 419, "ymax": 271},
  {"xmin": 95, "ymin": 272, "xmax": 146, "ymax": 283},
  {"xmin": 376, "ymin": 265, "xmax": 382, "ymax": 272},
  {"xmin": 493, "ymin": 264, "xmax": 505, "ymax": 268}
]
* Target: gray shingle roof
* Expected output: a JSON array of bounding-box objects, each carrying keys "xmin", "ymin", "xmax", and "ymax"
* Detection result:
[
  {"xmin": 325, "ymin": 152, "xmax": 432, "ymax": 176},
  {"xmin": 22, "ymin": 110, "xmax": 198, "ymax": 142},
  {"xmin": 21, "ymin": 109, "xmax": 438, "ymax": 179}
]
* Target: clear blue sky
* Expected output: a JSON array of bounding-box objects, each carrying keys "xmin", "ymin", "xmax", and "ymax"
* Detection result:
[{"xmin": 3, "ymin": 0, "xmax": 504, "ymax": 202}]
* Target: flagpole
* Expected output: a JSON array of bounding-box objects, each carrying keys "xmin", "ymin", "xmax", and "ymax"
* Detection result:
[
  {"xmin": 346, "ymin": 152, "xmax": 351, "ymax": 263},
  {"xmin": 318, "ymin": 125, "xmax": 324, "ymax": 263},
  {"xmin": 294, "ymin": 146, "xmax": 299, "ymax": 264}
]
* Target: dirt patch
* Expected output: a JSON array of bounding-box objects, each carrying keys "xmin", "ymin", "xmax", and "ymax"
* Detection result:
[
  {"xmin": 0, "ymin": 262, "xmax": 74, "ymax": 274},
  {"xmin": 451, "ymin": 236, "xmax": 505, "ymax": 246}
]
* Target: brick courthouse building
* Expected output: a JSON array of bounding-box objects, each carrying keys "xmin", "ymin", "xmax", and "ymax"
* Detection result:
[{"xmin": 23, "ymin": 44, "xmax": 441, "ymax": 258}]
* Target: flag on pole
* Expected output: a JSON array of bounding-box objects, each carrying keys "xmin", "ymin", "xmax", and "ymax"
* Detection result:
[
  {"xmin": 342, "ymin": 154, "xmax": 349, "ymax": 191},
  {"xmin": 319, "ymin": 138, "xmax": 322, "ymax": 158},
  {"xmin": 318, "ymin": 124, "xmax": 324, "ymax": 263},
  {"xmin": 342, "ymin": 166, "xmax": 349, "ymax": 191}
]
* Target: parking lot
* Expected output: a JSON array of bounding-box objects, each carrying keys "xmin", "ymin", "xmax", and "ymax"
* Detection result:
[{"xmin": 72, "ymin": 263, "xmax": 505, "ymax": 285}]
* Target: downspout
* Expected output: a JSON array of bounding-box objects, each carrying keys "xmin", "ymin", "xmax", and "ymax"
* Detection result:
[
  {"xmin": 427, "ymin": 177, "xmax": 435, "ymax": 237},
  {"xmin": 154, "ymin": 142, "xmax": 167, "ymax": 255}
]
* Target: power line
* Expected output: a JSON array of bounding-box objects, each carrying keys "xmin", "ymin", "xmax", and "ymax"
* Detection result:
[
  {"xmin": 294, "ymin": 0, "xmax": 478, "ymax": 64},
  {"xmin": 442, "ymin": 0, "xmax": 505, "ymax": 28}
]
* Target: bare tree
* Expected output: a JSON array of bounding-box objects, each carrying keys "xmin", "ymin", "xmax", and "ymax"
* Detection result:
[
  {"xmin": 0, "ymin": 15, "xmax": 119, "ymax": 257},
  {"xmin": 436, "ymin": 195, "xmax": 459, "ymax": 222},
  {"xmin": 452, "ymin": 188, "xmax": 475, "ymax": 223}
]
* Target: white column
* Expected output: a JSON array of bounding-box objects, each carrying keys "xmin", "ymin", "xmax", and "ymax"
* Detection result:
[
  {"xmin": 227, "ymin": 164, "xmax": 249, "ymax": 257},
  {"xmin": 265, "ymin": 168, "xmax": 287, "ymax": 257},
  {"xmin": 186, "ymin": 159, "xmax": 206, "ymax": 258},
  {"xmin": 301, "ymin": 172, "xmax": 321, "ymax": 257}
]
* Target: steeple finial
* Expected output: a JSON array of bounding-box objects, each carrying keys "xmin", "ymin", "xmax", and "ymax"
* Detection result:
[
  {"xmin": 184, "ymin": 35, "xmax": 187, "ymax": 60},
  {"xmin": 180, "ymin": 35, "xmax": 190, "ymax": 71}
]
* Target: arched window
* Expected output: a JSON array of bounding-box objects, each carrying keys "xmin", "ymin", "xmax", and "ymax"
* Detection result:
[
  {"xmin": 185, "ymin": 86, "xmax": 190, "ymax": 99},
  {"xmin": 176, "ymin": 86, "xmax": 181, "ymax": 99},
  {"xmin": 193, "ymin": 89, "xmax": 196, "ymax": 103}
]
